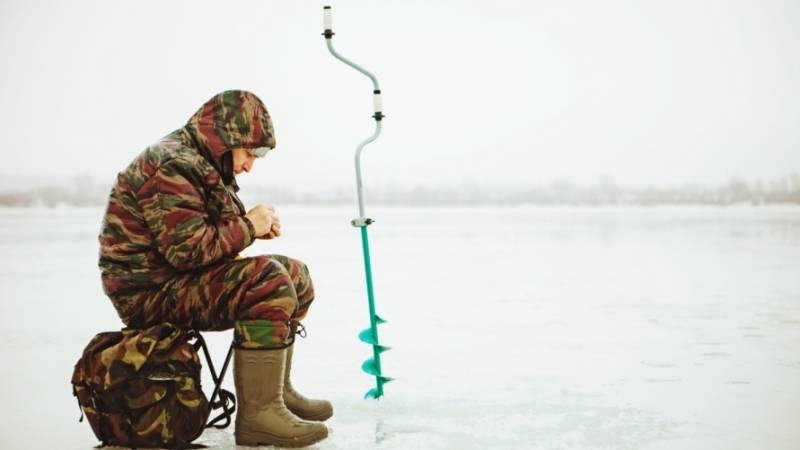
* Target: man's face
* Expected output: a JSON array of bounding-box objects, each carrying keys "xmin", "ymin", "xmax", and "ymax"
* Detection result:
[{"xmin": 232, "ymin": 148, "xmax": 257, "ymax": 175}]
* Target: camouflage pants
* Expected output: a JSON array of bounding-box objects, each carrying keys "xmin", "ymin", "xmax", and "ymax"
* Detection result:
[{"xmin": 118, "ymin": 255, "xmax": 315, "ymax": 349}]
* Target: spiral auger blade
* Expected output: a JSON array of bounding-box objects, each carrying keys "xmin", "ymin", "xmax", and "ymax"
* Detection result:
[{"xmin": 358, "ymin": 315, "xmax": 393, "ymax": 399}]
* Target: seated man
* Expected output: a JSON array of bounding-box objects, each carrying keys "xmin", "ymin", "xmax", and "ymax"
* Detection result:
[{"xmin": 98, "ymin": 90, "xmax": 331, "ymax": 447}]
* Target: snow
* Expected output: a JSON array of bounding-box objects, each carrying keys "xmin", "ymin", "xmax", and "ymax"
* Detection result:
[{"xmin": 0, "ymin": 206, "xmax": 798, "ymax": 449}]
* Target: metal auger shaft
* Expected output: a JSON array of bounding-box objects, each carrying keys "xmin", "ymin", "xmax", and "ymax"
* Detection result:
[{"xmin": 322, "ymin": 5, "xmax": 392, "ymax": 399}]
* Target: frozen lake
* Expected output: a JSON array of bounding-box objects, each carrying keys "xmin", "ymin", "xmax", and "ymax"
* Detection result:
[{"xmin": 0, "ymin": 205, "xmax": 798, "ymax": 450}]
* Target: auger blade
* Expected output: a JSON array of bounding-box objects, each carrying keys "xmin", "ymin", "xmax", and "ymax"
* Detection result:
[
  {"xmin": 364, "ymin": 388, "xmax": 382, "ymax": 399},
  {"xmin": 375, "ymin": 344, "xmax": 391, "ymax": 354},
  {"xmin": 362, "ymin": 356, "xmax": 394, "ymax": 375},
  {"xmin": 359, "ymin": 330, "xmax": 391, "ymax": 352},
  {"xmin": 364, "ymin": 377, "xmax": 395, "ymax": 399},
  {"xmin": 361, "ymin": 357, "xmax": 380, "ymax": 376},
  {"xmin": 358, "ymin": 328, "xmax": 378, "ymax": 345}
]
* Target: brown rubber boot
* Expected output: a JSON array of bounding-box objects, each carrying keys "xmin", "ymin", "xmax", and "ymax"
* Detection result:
[
  {"xmin": 284, "ymin": 344, "xmax": 334, "ymax": 421},
  {"xmin": 233, "ymin": 347, "xmax": 328, "ymax": 447}
]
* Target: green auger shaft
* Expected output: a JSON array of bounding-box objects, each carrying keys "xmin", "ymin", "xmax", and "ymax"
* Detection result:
[
  {"xmin": 322, "ymin": 5, "xmax": 393, "ymax": 399},
  {"xmin": 358, "ymin": 226, "xmax": 391, "ymax": 399}
]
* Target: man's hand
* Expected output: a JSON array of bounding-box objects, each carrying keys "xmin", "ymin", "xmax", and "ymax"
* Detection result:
[
  {"xmin": 245, "ymin": 204, "xmax": 275, "ymax": 238},
  {"xmin": 262, "ymin": 215, "xmax": 282, "ymax": 240}
]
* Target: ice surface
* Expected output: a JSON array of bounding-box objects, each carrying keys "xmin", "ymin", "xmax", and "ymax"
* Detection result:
[{"xmin": 0, "ymin": 206, "xmax": 798, "ymax": 450}]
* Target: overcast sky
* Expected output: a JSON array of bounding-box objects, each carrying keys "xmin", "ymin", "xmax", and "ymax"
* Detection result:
[{"xmin": 1, "ymin": 0, "xmax": 798, "ymax": 193}]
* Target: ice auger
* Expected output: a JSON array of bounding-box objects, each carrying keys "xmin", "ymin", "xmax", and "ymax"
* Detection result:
[{"xmin": 322, "ymin": 5, "xmax": 392, "ymax": 399}]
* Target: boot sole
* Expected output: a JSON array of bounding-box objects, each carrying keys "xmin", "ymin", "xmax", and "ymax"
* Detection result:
[
  {"xmin": 291, "ymin": 408, "xmax": 333, "ymax": 422},
  {"xmin": 235, "ymin": 427, "xmax": 329, "ymax": 448}
]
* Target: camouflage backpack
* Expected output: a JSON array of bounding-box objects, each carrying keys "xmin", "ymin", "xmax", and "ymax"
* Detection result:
[{"xmin": 71, "ymin": 323, "xmax": 210, "ymax": 448}]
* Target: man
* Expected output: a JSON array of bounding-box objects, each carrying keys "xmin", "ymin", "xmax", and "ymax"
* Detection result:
[{"xmin": 98, "ymin": 90, "xmax": 330, "ymax": 447}]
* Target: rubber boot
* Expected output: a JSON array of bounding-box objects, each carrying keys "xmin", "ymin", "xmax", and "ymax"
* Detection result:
[
  {"xmin": 233, "ymin": 347, "xmax": 328, "ymax": 447},
  {"xmin": 284, "ymin": 344, "xmax": 334, "ymax": 421}
]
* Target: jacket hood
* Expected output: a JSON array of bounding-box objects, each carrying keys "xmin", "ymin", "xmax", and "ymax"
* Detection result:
[{"xmin": 184, "ymin": 90, "xmax": 276, "ymax": 183}]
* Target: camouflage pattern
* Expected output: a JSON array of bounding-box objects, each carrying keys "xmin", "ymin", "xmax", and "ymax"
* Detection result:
[
  {"xmin": 99, "ymin": 90, "xmax": 313, "ymax": 348},
  {"xmin": 131, "ymin": 254, "xmax": 316, "ymax": 349},
  {"xmin": 185, "ymin": 89, "xmax": 275, "ymax": 159},
  {"xmin": 71, "ymin": 323, "xmax": 209, "ymax": 448}
]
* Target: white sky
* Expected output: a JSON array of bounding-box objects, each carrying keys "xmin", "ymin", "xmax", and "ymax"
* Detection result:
[{"xmin": 0, "ymin": 0, "xmax": 798, "ymax": 192}]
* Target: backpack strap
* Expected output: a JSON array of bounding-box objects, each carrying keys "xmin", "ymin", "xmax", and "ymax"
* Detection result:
[{"xmin": 72, "ymin": 385, "xmax": 84, "ymax": 423}]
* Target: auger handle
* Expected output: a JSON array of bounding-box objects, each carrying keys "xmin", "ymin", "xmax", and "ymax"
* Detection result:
[
  {"xmin": 321, "ymin": 4, "xmax": 384, "ymax": 216},
  {"xmin": 322, "ymin": 5, "xmax": 382, "ymax": 109}
]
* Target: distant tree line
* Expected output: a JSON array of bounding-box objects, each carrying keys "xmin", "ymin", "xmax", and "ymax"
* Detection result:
[
  {"xmin": 1, "ymin": 173, "xmax": 799, "ymax": 207},
  {"xmin": 0, "ymin": 174, "xmax": 107, "ymax": 207},
  {"xmin": 412, "ymin": 174, "xmax": 800, "ymax": 206}
]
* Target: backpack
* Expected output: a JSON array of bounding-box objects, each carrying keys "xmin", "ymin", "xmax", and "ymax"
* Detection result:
[{"xmin": 71, "ymin": 323, "xmax": 210, "ymax": 448}]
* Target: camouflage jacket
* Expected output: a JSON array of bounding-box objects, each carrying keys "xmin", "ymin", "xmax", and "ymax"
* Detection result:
[{"xmin": 99, "ymin": 91, "xmax": 276, "ymax": 310}]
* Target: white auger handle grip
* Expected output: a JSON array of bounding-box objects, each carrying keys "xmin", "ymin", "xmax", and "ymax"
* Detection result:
[
  {"xmin": 323, "ymin": 6, "xmax": 333, "ymax": 37},
  {"xmin": 373, "ymin": 91, "xmax": 382, "ymax": 115}
]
